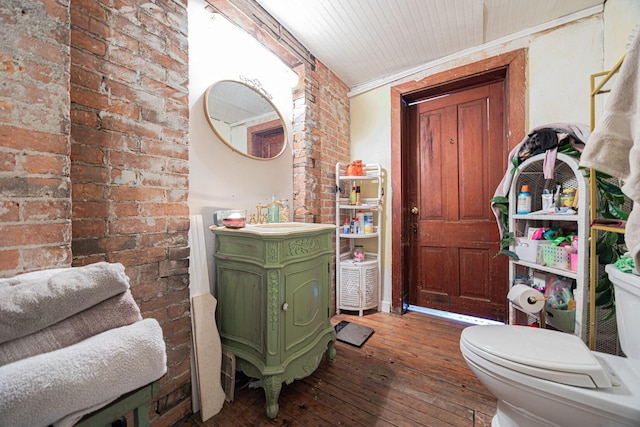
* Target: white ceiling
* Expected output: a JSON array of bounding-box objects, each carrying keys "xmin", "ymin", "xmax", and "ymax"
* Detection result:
[{"xmin": 255, "ymin": 0, "xmax": 604, "ymax": 91}]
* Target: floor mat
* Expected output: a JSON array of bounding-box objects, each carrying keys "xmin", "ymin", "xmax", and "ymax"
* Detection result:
[{"xmin": 335, "ymin": 320, "xmax": 374, "ymax": 347}]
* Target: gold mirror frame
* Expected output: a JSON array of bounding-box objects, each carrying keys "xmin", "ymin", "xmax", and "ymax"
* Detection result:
[{"xmin": 204, "ymin": 78, "xmax": 288, "ymax": 160}]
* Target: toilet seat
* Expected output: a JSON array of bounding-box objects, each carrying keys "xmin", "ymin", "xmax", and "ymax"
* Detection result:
[{"xmin": 461, "ymin": 325, "xmax": 612, "ymax": 388}]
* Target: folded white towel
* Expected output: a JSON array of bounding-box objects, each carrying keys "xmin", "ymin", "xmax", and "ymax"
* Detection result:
[
  {"xmin": 0, "ymin": 262, "xmax": 130, "ymax": 343},
  {"xmin": 0, "ymin": 318, "xmax": 167, "ymax": 427},
  {"xmin": 0, "ymin": 290, "xmax": 142, "ymax": 366}
]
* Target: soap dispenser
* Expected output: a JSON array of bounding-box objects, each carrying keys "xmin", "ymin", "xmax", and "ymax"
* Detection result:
[{"xmin": 267, "ymin": 195, "xmax": 280, "ymax": 223}]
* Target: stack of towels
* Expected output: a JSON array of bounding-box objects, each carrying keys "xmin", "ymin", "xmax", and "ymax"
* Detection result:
[{"xmin": 0, "ymin": 262, "xmax": 167, "ymax": 427}]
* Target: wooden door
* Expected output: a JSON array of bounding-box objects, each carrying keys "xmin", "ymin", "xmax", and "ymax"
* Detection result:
[
  {"xmin": 408, "ymin": 82, "xmax": 508, "ymax": 321},
  {"xmin": 248, "ymin": 120, "xmax": 284, "ymax": 158}
]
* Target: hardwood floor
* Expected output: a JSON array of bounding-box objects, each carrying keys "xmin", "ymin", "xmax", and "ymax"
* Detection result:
[{"xmin": 182, "ymin": 311, "xmax": 497, "ymax": 427}]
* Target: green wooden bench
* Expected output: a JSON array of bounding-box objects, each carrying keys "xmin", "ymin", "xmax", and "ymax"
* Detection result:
[{"xmin": 74, "ymin": 381, "xmax": 160, "ymax": 427}]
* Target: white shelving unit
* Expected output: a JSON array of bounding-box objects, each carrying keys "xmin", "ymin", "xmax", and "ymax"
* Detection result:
[
  {"xmin": 335, "ymin": 162, "xmax": 383, "ymax": 316},
  {"xmin": 508, "ymin": 152, "xmax": 589, "ymax": 341}
]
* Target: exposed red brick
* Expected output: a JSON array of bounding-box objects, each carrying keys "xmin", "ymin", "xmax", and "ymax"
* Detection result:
[
  {"xmin": 70, "ymin": 108, "xmax": 99, "ymax": 128},
  {"xmin": 109, "ymin": 185, "xmax": 164, "ymax": 202},
  {"xmin": 0, "ymin": 223, "xmax": 69, "ymax": 246},
  {"xmin": 71, "ymin": 142, "xmax": 104, "ymax": 164},
  {"xmin": 70, "ymin": 0, "xmax": 107, "ymax": 22},
  {"xmin": 0, "ymin": 125, "xmax": 68, "ymax": 154},
  {"xmin": 71, "ymin": 182, "xmax": 105, "ymax": 200},
  {"xmin": 108, "ymin": 246, "xmax": 167, "ymax": 266},
  {"xmin": 0, "ymin": 250, "xmax": 20, "ymax": 273},
  {"xmin": 0, "ymin": 151, "xmax": 16, "ymax": 172},
  {"xmin": 70, "ymin": 163, "xmax": 108, "ymax": 184},
  {"xmin": 131, "ymin": 278, "xmax": 169, "ymax": 301},
  {"xmin": 21, "ymin": 154, "xmax": 67, "ymax": 175},
  {"xmin": 20, "ymin": 245, "xmax": 72, "ymax": 272},
  {"xmin": 73, "ymin": 200, "xmax": 109, "ymax": 218},
  {"xmin": 70, "ymin": 28, "xmax": 106, "ymax": 56},
  {"xmin": 109, "ymin": 217, "xmax": 167, "ymax": 235},
  {"xmin": 71, "ymin": 219, "xmax": 107, "ymax": 238},
  {"xmin": 113, "ymin": 201, "xmax": 138, "ymax": 217},
  {"xmin": 24, "ymin": 200, "xmax": 71, "ymax": 221}
]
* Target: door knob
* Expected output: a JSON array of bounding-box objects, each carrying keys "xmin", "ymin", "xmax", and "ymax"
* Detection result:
[
  {"xmin": 282, "ymin": 302, "xmax": 289, "ymax": 311},
  {"xmin": 411, "ymin": 206, "xmax": 419, "ymax": 215}
]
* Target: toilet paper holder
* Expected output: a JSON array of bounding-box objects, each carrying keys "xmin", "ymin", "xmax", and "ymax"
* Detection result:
[
  {"xmin": 508, "ymin": 284, "xmax": 548, "ymax": 329},
  {"xmin": 526, "ymin": 295, "xmax": 547, "ymax": 304}
]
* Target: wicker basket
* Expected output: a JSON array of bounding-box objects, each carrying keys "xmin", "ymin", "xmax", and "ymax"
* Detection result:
[
  {"xmin": 537, "ymin": 245, "xmax": 570, "ymax": 270},
  {"xmin": 339, "ymin": 253, "xmax": 378, "ymax": 313}
]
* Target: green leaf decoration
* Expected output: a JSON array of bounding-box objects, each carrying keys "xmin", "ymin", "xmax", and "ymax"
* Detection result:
[
  {"xmin": 604, "ymin": 231, "xmax": 620, "ymax": 247},
  {"xmin": 601, "ymin": 306, "xmax": 617, "ymax": 321},
  {"xmin": 495, "ymin": 249, "xmax": 519, "ymax": 260},
  {"xmin": 608, "ymin": 203, "xmax": 629, "ymax": 220},
  {"xmin": 491, "ymin": 196, "xmax": 509, "ymax": 204},
  {"xmin": 595, "ymin": 288, "xmax": 613, "ymax": 306},
  {"xmin": 595, "ymin": 274, "xmax": 611, "ymax": 293},
  {"xmin": 599, "ymin": 246, "xmax": 614, "ymax": 265},
  {"xmin": 495, "ymin": 204, "xmax": 509, "ymax": 215},
  {"xmin": 597, "ymin": 179, "xmax": 624, "ymax": 195}
]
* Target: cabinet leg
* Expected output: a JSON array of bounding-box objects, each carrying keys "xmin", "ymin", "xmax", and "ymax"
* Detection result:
[
  {"xmin": 262, "ymin": 374, "xmax": 282, "ymax": 419},
  {"xmin": 326, "ymin": 340, "xmax": 337, "ymax": 362}
]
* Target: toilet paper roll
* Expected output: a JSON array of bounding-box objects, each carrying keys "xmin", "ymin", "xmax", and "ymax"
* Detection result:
[{"xmin": 508, "ymin": 284, "xmax": 545, "ymax": 313}]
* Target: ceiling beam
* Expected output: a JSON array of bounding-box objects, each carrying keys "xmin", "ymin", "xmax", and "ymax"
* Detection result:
[{"xmin": 206, "ymin": 0, "xmax": 315, "ymax": 71}]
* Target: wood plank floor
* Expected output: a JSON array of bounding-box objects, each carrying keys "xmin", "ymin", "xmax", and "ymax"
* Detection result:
[{"xmin": 181, "ymin": 311, "xmax": 497, "ymax": 427}]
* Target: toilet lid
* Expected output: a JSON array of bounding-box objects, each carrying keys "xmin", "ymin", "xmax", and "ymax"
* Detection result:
[{"xmin": 461, "ymin": 325, "xmax": 612, "ymax": 388}]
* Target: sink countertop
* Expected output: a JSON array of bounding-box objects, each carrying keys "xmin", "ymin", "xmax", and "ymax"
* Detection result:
[{"xmin": 209, "ymin": 222, "xmax": 336, "ymax": 236}]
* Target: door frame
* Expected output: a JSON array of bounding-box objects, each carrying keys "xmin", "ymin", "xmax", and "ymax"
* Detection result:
[{"xmin": 389, "ymin": 49, "xmax": 527, "ymax": 315}]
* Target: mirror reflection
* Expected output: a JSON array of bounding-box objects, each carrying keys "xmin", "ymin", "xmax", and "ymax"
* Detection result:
[{"xmin": 204, "ymin": 79, "xmax": 287, "ymax": 160}]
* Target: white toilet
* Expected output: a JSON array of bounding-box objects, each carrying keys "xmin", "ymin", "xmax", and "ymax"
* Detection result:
[{"xmin": 460, "ymin": 264, "xmax": 640, "ymax": 427}]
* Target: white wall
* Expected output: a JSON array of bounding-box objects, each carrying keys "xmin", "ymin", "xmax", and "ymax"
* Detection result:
[
  {"xmin": 350, "ymin": 0, "xmax": 640, "ymax": 313},
  {"xmin": 188, "ymin": 0, "xmax": 297, "ymax": 292}
]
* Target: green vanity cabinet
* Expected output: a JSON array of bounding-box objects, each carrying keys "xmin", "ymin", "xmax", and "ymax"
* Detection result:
[{"xmin": 210, "ymin": 223, "xmax": 337, "ymax": 419}]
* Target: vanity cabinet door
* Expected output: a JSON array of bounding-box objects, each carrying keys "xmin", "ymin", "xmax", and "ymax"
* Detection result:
[
  {"xmin": 216, "ymin": 260, "xmax": 267, "ymax": 362},
  {"xmin": 281, "ymin": 256, "xmax": 330, "ymax": 360}
]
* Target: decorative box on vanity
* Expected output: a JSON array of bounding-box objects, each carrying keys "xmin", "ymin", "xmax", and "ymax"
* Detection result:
[{"xmin": 209, "ymin": 223, "xmax": 337, "ymax": 419}]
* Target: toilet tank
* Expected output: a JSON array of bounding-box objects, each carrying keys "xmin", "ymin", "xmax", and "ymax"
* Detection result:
[{"xmin": 606, "ymin": 265, "xmax": 640, "ymax": 359}]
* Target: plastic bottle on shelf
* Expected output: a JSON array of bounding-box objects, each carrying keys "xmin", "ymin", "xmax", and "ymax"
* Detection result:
[
  {"xmin": 356, "ymin": 210, "xmax": 365, "ymax": 234},
  {"xmin": 349, "ymin": 186, "xmax": 357, "ymax": 205},
  {"xmin": 516, "ymin": 185, "xmax": 532, "ymax": 214},
  {"xmin": 363, "ymin": 212, "xmax": 374, "ymax": 233},
  {"xmin": 343, "ymin": 217, "xmax": 350, "ymax": 234}
]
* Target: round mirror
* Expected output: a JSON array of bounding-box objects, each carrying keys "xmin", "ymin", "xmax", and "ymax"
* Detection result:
[{"xmin": 204, "ymin": 79, "xmax": 288, "ymax": 160}]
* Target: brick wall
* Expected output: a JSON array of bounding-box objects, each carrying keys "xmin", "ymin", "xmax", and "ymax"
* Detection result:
[
  {"xmin": 0, "ymin": 0, "xmax": 72, "ymax": 275},
  {"xmin": 69, "ymin": 0, "xmax": 191, "ymax": 425},
  {"xmin": 1, "ymin": 0, "xmax": 191, "ymax": 425},
  {"xmin": 292, "ymin": 62, "xmax": 350, "ymax": 225}
]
